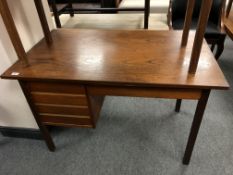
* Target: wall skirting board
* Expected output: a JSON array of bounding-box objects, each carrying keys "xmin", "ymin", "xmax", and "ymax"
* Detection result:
[{"xmin": 0, "ymin": 126, "xmax": 42, "ymax": 140}]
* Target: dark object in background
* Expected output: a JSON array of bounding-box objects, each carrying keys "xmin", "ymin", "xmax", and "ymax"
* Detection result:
[
  {"xmin": 48, "ymin": 0, "xmax": 100, "ymax": 3},
  {"xmin": 48, "ymin": 0, "xmax": 120, "ymax": 8},
  {"xmin": 49, "ymin": 0, "xmax": 149, "ymax": 29},
  {"xmin": 100, "ymin": 0, "xmax": 120, "ymax": 13}
]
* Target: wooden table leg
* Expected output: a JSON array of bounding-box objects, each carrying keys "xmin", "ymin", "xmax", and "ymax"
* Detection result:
[
  {"xmin": 19, "ymin": 81, "xmax": 55, "ymax": 151},
  {"xmin": 183, "ymin": 89, "xmax": 210, "ymax": 165},
  {"xmin": 68, "ymin": 0, "xmax": 74, "ymax": 17},
  {"xmin": 38, "ymin": 125, "xmax": 55, "ymax": 151},
  {"xmin": 144, "ymin": 0, "xmax": 150, "ymax": 29},
  {"xmin": 175, "ymin": 99, "xmax": 182, "ymax": 112},
  {"xmin": 51, "ymin": 0, "xmax": 61, "ymax": 28}
]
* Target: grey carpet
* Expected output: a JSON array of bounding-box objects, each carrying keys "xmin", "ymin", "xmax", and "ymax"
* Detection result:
[{"xmin": 0, "ymin": 38, "xmax": 233, "ymax": 175}]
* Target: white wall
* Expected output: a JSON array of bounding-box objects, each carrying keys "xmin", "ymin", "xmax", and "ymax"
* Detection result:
[{"xmin": 0, "ymin": 0, "xmax": 54, "ymax": 128}]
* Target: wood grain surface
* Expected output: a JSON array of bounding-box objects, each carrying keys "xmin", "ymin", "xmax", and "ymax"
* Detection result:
[
  {"xmin": 1, "ymin": 29, "xmax": 229, "ymax": 90},
  {"xmin": 224, "ymin": 4, "xmax": 233, "ymax": 40}
]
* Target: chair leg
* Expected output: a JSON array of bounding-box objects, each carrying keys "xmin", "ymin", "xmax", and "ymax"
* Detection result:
[
  {"xmin": 175, "ymin": 99, "xmax": 182, "ymax": 112},
  {"xmin": 68, "ymin": 0, "xmax": 74, "ymax": 17},
  {"xmin": 215, "ymin": 36, "xmax": 226, "ymax": 60},
  {"xmin": 51, "ymin": 0, "xmax": 61, "ymax": 28},
  {"xmin": 211, "ymin": 44, "xmax": 215, "ymax": 51},
  {"xmin": 144, "ymin": 0, "xmax": 150, "ymax": 29}
]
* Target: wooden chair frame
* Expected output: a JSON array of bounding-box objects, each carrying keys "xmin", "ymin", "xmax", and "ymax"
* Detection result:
[
  {"xmin": 50, "ymin": 0, "xmax": 150, "ymax": 29},
  {"xmin": 226, "ymin": 0, "xmax": 233, "ymax": 17},
  {"xmin": 167, "ymin": 0, "xmax": 227, "ymax": 60}
]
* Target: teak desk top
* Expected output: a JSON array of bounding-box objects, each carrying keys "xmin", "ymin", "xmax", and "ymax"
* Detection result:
[{"xmin": 2, "ymin": 29, "xmax": 228, "ymax": 90}]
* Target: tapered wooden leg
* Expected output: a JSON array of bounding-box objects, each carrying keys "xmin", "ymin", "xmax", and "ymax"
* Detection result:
[
  {"xmin": 0, "ymin": 0, "xmax": 29, "ymax": 66},
  {"xmin": 215, "ymin": 35, "xmax": 226, "ymax": 60},
  {"xmin": 19, "ymin": 81, "xmax": 55, "ymax": 151},
  {"xmin": 215, "ymin": 43, "xmax": 224, "ymax": 60},
  {"xmin": 51, "ymin": 0, "xmax": 61, "ymax": 28},
  {"xmin": 144, "ymin": 0, "xmax": 150, "ymax": 29},
  {"xmin": 175, "ymin": 99, "xmax": 182, "ymax": 112},
  {"xmin": 34, "ymin": 0, "xmax": 53, "ymax": 45},
  {"xmin": 38, "ymin": 125, "xmax": 55, "ymax": 151},
  {"xmin": 68, "ymin": 0, "xmax": 74, "ymax": 17},
  {"xmin": 188, "ymin": 0, "xmax": 213, "ymax": 73},
  {"xmin": 183, "ymin": 90, "xmax": 210, "ymax": 165},
  {"xmin": 211, "ymin": 44, "xmax": 215, "ymax": 51},
  {"xmin": 226, "ymin": 0, "xmax": 233, "ymax": 17}
]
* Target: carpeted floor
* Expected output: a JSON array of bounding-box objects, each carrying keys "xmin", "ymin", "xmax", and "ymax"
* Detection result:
[{"xmin": 0, "ymin": 33, "xmax": 233, "ymax": 175}]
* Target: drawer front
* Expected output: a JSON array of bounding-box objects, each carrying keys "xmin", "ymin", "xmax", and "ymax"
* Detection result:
[
  {"xmin": 34, "ymin": 104, "xmax": 90, "ymax": 116},
  {"xmin": 40, "ymin": 114, "xmax": 93, "ymax": 128},
  {"xmin": 31, "ymin": 92, "xmax": 88, "ymax": 106},
  {"xmin": 28, "ymin": 82, "xmax": 85, "ymax": 94},
  {"xmin": 26, "ymin": 82, "xmax": 93, "ymax": 128}
]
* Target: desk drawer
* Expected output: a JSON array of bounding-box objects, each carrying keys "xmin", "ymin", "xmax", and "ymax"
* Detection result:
[
  {"xmin": 31, "ymin": 92, "xmax": 88, "ymax": 106},
  {"xmin": 40, "ymin": 114, "xmax": 92, "ymax": 128},
  {"xmin": 27, "ymin": 82, "xmax": 85, "ymax": 94},
  {"xmin": 25, "ymin": 81, "xmax": 94, "ymax": 128},
  {"xmin": 34, "ymin": 104, "xmax": 90, "ymax": 116},
  {"xmin": 28, "ymin": 82, "xmax": 87, "ymax": 106}
]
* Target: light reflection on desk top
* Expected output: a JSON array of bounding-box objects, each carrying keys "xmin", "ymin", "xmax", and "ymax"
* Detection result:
[{"xmin": 1, "ymin": 29, "xmax": 229, "ymax": 90}]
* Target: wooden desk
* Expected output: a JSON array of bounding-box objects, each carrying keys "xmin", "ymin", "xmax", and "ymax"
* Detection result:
[{"xmin": 1, "ymin": 29, "xmax": 229, "ymax": 164}]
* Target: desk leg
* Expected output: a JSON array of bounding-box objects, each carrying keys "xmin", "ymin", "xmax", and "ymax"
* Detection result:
[
  {"xmin": 19, "ymin": 81, "xmax": 55, "ymax": 152},
  {"xmin": 183, "ymin": 89, "xmax": 210, "ymax": 165},
  {"xmin": 175, "ymin": 99, "xmax": 182, "ymax": 112}
]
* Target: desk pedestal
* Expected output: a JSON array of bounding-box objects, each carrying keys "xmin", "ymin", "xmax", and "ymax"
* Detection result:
[{"xmin": 19, "ymin": 80, "xmax": 210, "ymax": 164}]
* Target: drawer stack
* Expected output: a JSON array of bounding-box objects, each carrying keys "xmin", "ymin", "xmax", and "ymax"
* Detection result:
[{"xmin": 26, "ymin": 82, "xmax": 94, "ymax": 128}]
